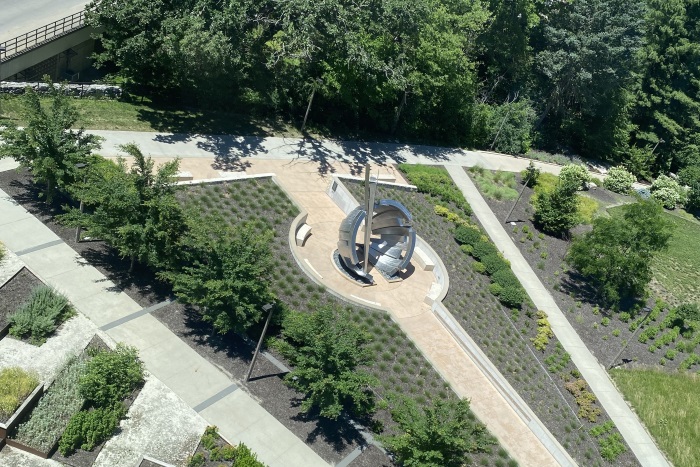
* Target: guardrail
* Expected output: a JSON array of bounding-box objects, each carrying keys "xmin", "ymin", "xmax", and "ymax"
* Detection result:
[{"xmin": 0, "ymin": 11, "xmax": 86, "ymax": 61}]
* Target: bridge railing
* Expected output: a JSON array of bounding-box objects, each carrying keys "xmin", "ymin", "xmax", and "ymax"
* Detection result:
[{"xmin": 0, "ymin": 11, "xmax": 86, "ymax": 61}]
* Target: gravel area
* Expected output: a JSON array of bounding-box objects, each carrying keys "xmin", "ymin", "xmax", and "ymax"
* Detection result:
[
  {"xmin": 94, "ymin": 373, "xmax": 207, "ymax": 467},
  {"xmin": 0, "ymin": 312, "xmax": 96, "ymax": 383},
  {"xmin": 0, "ymin": 446, "xmax": 63, "ymax": 467},
  {"xmin": 0, "ymin": 245, "xmax": 24, "ymax": 287}
]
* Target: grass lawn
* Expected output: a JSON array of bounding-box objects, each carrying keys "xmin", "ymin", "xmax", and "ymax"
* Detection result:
[
  {"xmin": 609, "ymin": 206, "xmax": 700, "ymax": 305},
  {"xmin": 610, "ymin": 369, "xmax": 700, "ymax": 467},
  {"xmin": 0, "ymin": 95, "xmax": 299, "ymax": 136},
  {"xmin": 467, "ymin": 166, "xmax": 519, "ymax": 201}
]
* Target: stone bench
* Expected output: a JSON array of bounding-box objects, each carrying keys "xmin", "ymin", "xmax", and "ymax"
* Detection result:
[
  {"xmin": 413, "ymin": 246, "xmax": 435, "ymax": 271},
  {"xmin": 175, "ymin": 171, "xmax": 193, "ymax": 181},
  {"xmin": 376, "ymin": 173, "xmax": 397, "ymax": 183},
  {"xmin": 295, "ymin": 223, "xmax": 312, "ymax": 247},
  {"xmin": 424, "ymin": 282, "xmax": 442, "ymax": 305}
]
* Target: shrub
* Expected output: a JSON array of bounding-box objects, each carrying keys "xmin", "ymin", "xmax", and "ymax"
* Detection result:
[
  {"xmin": 79, "ymin": 345, "xmax": 144, "ymax": 407},
  {"xmin": 233, "ymin": 443, "xmax": 266, "ymax": 467},
  {"xmin": 564, "ymin": 379, "xmax": 601, "ymax": 422},
  {"xmin": 489, "ymin": 283, "xmax": 503, "ymax": 297},
  {"xmin": 212, "ymin": 444, "xmax": 238, "ymax": 461},
  {"xmin": 604, "ymin": 166, "xmax": 636, "ymax": 194},
  {"xmin": 498, "ymin": 286, "xmax": 525, "ymax": 308},
  {"xmin": 9, "ymin": 286, "xmax": 74, "ymax": 345},
  {"xmin": 521, "ymin": 161, "xmax": 540, "ymax": 187},
  {"xmin": 58, "ymin": 405, "xmax": 125, "ymax": 455},
  {"xmin": 651, "ymin": 186, "xmax": 681, "ymax": 209},
  {"xmin": 482, "ymin": 253, "xmax": 509, "ymax": 275},
  {"xmin": 187, "ymin": 453, "xmax": 206, "ymax": 467},
  {"xmin": 651, "ymin": 174, "xmax": 685, "ymax": 204},
  {"xmin": 559, "ymin": 164, "xmax": 591, "ymax": 191},
  {"xmin": 675, "ymin": 303, "xmax": 700, "ymax": 326},
  {"xmin": 492, "ymin": 269, "xmax": 520, "ymax": 289},
  {"xmin": 460, "ymin": 244, "xmax": 473, "ymax": 255},
  {"xmin": 434, "ymin": 205, "xmax": 469, "ymax": 226},
  {"xmin": 454, "ymin": 224, "xmax": 482, "ymax": 246},
  {"xmin": 472, "ymin": 261, "xmax": 486, "ymax": 274},
  {"xmin": 531, "ymin": 311, "xmax": 553, "ymax": 351},
  {"xmin": 472, "ymin": 240, "xmax": 499, "ymax": 260},
  {"xmin": 0, "ymin": 367, "xmax": 40, "ymax": 420},
  {"xmin": 599, "ymin": 433, "xmax": 626, "ymax": 461},
  {"xmin": 533, "ymin": 184, "xmax": 580, "ymax": 236}
]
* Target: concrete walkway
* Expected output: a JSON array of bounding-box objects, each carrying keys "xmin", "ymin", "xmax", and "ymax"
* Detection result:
[
  {"xmin": 0, "ymin": 187, "xmax": 327, "ymax": 467},
  {"xmin": 444, "ymin": 165, "xmax": 670, "ymax": 467}
]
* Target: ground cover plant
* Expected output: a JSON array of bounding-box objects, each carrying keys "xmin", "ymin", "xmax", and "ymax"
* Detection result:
[
  {"xmin": 0, "ymin": 367, "xmax": 40, "ymax": 421},
  {"xmin": 345, "ymin": 169, "xmax": 633, "ymax": 465},
  {"xmin": 185, "ymin": 426, "xmax": 266, "ymax": 467},
  {"xmin": 8, "ymin": 285, "xmax": 75, "ymax": 345},
  {"xmin": 0, "ymin": 268, "xmax": 44, "ymax": 338},
  {"xmin": 12, "ymin": 353, "xmax": 89, "ymax": 454},
  {"xmin": 610, "ymin": 369, "xmax": 700, "ymax": 467}
]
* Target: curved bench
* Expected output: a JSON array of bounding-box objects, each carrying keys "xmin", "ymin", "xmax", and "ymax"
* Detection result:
[{"xmin": 295, "ymin": 223, "xmax": 312, "ymax": 247}]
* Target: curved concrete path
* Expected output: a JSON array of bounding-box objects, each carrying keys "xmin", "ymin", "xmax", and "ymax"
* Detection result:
[{"xmin": 444, "ymin": 166, "xmax": 670, "ymax": 467}]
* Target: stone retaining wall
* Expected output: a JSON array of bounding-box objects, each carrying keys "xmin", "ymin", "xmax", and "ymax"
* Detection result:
[{"xmin": 0, "ymin": 82, "xmax": 121, "ymax": 99}]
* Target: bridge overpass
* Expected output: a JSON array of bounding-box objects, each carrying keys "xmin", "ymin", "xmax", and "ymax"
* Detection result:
[{"xmin": 0, "ymin": 0, "xmax": 94, "ymax": 81}]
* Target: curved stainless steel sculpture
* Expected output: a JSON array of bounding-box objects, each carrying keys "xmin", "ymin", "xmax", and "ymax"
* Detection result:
[{"xmin": 337, "ymin": 199, "xmax": 416, "ymax": 283}]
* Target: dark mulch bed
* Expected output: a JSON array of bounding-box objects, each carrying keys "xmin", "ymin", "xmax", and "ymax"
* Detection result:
[
  {"xmin": 153, "ymin": 302, "xmax": 364, "ymax": 465},
  {"xmin": 476, "ymin": 170, "xmax": 691, "ymax": 371},
  {"xmin": 0, "ymin": 267, "xmax": 43, "ymax": 335},
  {"xmin": 0, "ymin": 169, "xmax": 171, "ymax": 308},
  {"xmin": 345, "ymin": 175, "xmax": 640, "ymax": 466}
]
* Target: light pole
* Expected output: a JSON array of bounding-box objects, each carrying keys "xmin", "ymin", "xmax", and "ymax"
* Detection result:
[
  {"xmin": 0, "ymin": 46, "xmax": 6, "ymax": 116},
  {"xmin": 74, "ymin": 162, "xmax": 87, "ymax": 242},
  {"xmin": 245, "ymin": 303, "xmax": 275, "ymax": 382}
]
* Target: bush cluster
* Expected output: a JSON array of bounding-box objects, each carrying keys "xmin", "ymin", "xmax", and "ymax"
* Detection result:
[
  {"xmin": 531, "ymin": 311, "xmax": 553, "ymax": 351},
  {"xmin": 564, "ymin": 378, "xmax": 601, "ymax": 422},
  {"xmin": 9, "ymin": 286, "xmax": 74, "ymax": 345},
  {"xmin": 603, "ymin": 166, "xmax": 636, "ymax": 193},
  {"xmin": 453, "ymin": 223, "xmax": 526, "ymax": 308},
  {"xmin": 58, "ymin": 345, "xmax": 144, "ymax": 456},
  {"xmin": 559, "ymin": 164, "xmax": 591, "ymax": 191},
  {"xmin": 0, "ymin": 367, "xmax": 40, "ymax": 421},
  {"xmin": 187, "ymin": 426, "xmax": 265, "ymax": 467},
  {"xmin": 434, "ymin": 205, "xmax": 469, "ymax": 226},
  {"xmin": 651, "ymin": 175, "xmax": 685, "ymax": 209}
]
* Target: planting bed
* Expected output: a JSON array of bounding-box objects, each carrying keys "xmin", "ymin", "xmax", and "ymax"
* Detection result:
[
  {"xmin": 345, "ymin": 171, "xmax": 638, "ymax": 466},
  {"xmin": 474, "ymin": 169, "xmax": 700, "ymax": 373},
  {"xmin": 0, "ymin": 170, "xmax": 511, "ymax": 466},
  {"xmin": 0, "ymin": 268, "xmax": 43, "ymax": 338}
]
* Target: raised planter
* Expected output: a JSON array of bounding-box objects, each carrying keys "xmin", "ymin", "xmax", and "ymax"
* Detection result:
[{"xmin": 0, "ymin": 382, "xmax": 44, "ymax": 444}]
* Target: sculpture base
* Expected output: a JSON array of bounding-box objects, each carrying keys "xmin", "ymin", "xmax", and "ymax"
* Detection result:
[{"xmin": 332, "ymin": 250, "xmax": 374, "ymax": 286}]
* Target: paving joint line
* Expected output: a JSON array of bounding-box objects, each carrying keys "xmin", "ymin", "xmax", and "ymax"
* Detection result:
[
  {"xmin": 100, "ymin": 299, "xmax": 173, "ymax": 331},
  {"xmin": 192, "ymin": 383, "xmax": 239, "ymax": 413},
  {"xmin": 15, "ymin": 238, "xmax": 63, "ymax": 256},
  {"xmin": 336, "ymin": 446, "xmax": 363, "ymax": 467}
]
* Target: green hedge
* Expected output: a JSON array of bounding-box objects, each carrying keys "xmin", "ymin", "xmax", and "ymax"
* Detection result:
[
  {"xmin": 472, "ymin": 240, "xmax": 499, "ymax": 260},
  {"xmin": 58, "ymin": 405, "xmax": 125, "ymax": 455},
  {"xmin": 454, "ymin": 225, "xmax": 482, "ymax": 246}
]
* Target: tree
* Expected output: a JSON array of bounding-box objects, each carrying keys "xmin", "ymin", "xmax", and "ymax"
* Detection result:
[
  {"xmin": 162, "ymin": 215, "xmax": 274, "ymax": 334},
  {"xmin": 532, "ymin": 0, "xmax": 645, "ymax": 160},
  {"xmin": 567, "ymin": 200, "xmax": 674, "ymax": 307},
  {"xmin": 533, "ymin": 177, "xmax": 579, "ymax": 237},
  {"xmin": 0, "ymin": 78, "xmax": 100, "ymax": 202},
  {"xmin": 379, "ymin": 395, "xmax": 496, "ymax": 467},
  {"xmin": 59, "ymin": 145, "xmax": 183, "ymax": 271},
  {"xmin": 272, "ymin": 304, "xmax": 377, "ymax": 420},
  {"xmin": 632, "ymin": 0, "xmax": 700, "ymax": 173}
]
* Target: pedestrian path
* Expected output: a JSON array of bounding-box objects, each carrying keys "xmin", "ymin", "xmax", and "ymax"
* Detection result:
[
  {"xmin": 445, "ymin": 165, "xmax": 670, "ymax": 467},
  {"xmin": 0, "ymin": 187, "xmax": 328, "ymax": 467}
]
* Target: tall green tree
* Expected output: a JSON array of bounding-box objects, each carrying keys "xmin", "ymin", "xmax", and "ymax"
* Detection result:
[
  {"xmin": 162, "ymin": 215, "xmax": 274, "ymax": 334},
  {"xmin": 0, "ymin": 79, "xmax": 100, "ymax": 202},
  {"xmin": 632, "ymin": 0, "xmax": 700, "ymax": 173},
  {"xmin": 272, "ymin": 304, "xmax": 377, "ymax": 420},
  {"xmin": 532, "ymin": 0, "xmax": 645, "ymax": 160},
  {"xmin": 59, "ymin": 145, "xmax": 183, "ymax": 271},
  {"xmin": 379, "ymin": 395, "xmax": 496, "ymax": 467},
  {"xmin": 567, "ymin": 200, "xmax": 674, "ymax": 307}
]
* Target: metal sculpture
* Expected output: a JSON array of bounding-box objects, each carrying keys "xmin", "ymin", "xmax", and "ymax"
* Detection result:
[{"xmin": 337, "ymin": 166, "xmax": 415, "ymax": 284}]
